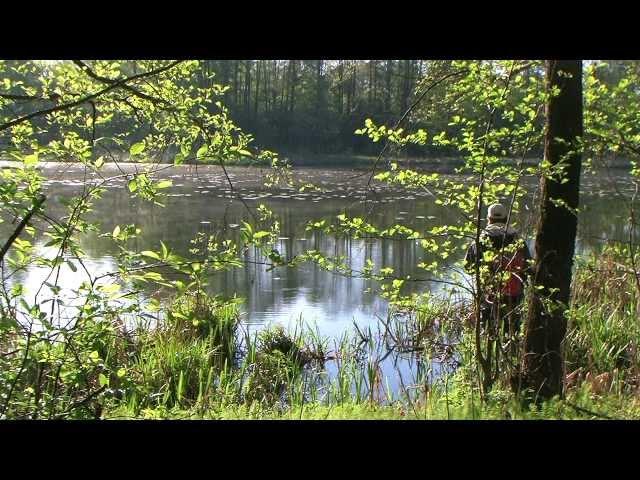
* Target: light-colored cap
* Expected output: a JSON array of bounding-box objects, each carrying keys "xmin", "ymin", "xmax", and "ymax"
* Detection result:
[{"xmin": 487, "ymin": 203, "xmax": 507, "ymax": 221}]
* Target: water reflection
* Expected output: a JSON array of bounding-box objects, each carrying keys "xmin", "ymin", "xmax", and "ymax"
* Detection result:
[{"xmin": 1, "ymin": 163, "xmax": 634, "ymax": 338}]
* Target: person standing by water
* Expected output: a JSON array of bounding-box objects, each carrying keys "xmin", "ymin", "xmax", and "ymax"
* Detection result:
[{"xmin": 464, "ymin": 203, "xmax": 532, "ymax": 337}]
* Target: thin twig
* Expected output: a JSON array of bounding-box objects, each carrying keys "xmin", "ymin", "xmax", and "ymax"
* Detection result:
[{"xmin": 0, "ymin": 194, "xmax": 46, "ymax": 263}]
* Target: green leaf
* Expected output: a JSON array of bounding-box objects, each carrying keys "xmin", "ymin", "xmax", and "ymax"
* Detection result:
[
  {"xmin": 174, "ymin": 153, "xmax": 185, "ymax": 165},
  {"xmin": 127, "ymin": 179, "xmax": 138, "ymax": 192},
  {"xmin": 67, "ymin": 261, "xmax": 77, "ymax": 272},
  {"xmin": 99, "ymin": 283, "xmax": 121, "ymax": 296},
  {"xmin": 19, "ymin": 298, "xmax": 30, "ymax": 312},
  {"xmin": 253, "ymin": 231, "xmax": 270, "ymax": 240},
  {"xmin": 142, "ymin": 271, "xmax": 165, "ymax": 282},
  {"xmin": 23, "ymin": 153, "xmax": 39, "ymax": 167},
  {"xmin": 141, "ymin": 250, "xmax": 161, "ymax": 260},
  {"xmin": 112, "ymin": 225, "xmax": 121, "ymax": 238},
  {"xmin": 196, "ymin": 144, "xmax": 209, "ymax": 159},
  {"xmin": 99, "ymin": 373, "xmax": 109, "ymax": 387},
  {"xmin": 180, "ymin": 143, "xmax": 191, "ymax": 157},
  {"xmin": 156, "ymin": 180, "xmax": 172, "ymax": 189},
  {"xmin": 130, "ymin": 141, "xmax": 146, "ymax": 156},
  {"xmin": 94, "ymin": 156, "xmax": 104, "ymax": 169}
]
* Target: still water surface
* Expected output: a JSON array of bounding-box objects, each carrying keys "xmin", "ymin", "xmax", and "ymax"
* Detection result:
[
  {"xmin": 3, "ymin": 161, "xmax": 631, "ymax": 333},
  {"xmin": 1, "ymin": 161, "xmax": 633, "ymax": 392}
]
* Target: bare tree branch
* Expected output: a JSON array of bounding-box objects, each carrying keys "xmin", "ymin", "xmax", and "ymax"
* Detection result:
[
  {"xmin": 72, "ymin": 60, "xmax": 172, "ymax": 106},
  {"xmin": 0, "ymin": 194, "xmax": 46, "ymax": 263}
]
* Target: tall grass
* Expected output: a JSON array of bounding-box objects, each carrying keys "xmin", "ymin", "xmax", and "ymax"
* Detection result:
[
  {"xmin": 564, "ymin": 249, "xmax": 640, "ymax": 396},
  {"xmin": 11, "ymin": 246, "xmax": 636, "ymax": 420},
  {"xmin": 121, "ymin": 293, "xmax": 241, "ymax": 413}
]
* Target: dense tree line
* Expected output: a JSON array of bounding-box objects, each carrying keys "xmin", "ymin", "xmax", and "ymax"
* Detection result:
[
  {"xmin": 1, "ymin": 60, "xmax": 633, "ymax": 163},
  {"xmin": 196, "ymin": 60, "xmax": 634, "ymax": 161},
  {"xmin": 196, "ymin": 60, "xmax": 437, "ymax": 157}
]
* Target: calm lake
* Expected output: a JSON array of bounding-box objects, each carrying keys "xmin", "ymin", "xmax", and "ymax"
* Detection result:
[{"xmin": 1, "ymin": 160, "xmax": 633, "ymax": 393}]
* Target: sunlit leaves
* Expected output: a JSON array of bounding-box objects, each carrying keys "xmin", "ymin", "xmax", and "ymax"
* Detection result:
[
  {"xmin": 129, "ymin": 141, "xmax": 146, "ymax": 156},
  {"xmin": 356, "ymin": 118, "xmax": 428, "ymax": 146},
  {"xmin": 196, "ymin": 143, "xmax": 209, "ymax": 160},
  {"xmin": 584, "ymin": 61, "xmax": 640, "ymax": 179},
  {"xmin": 98, "ymin": 282, "xmax": 122, "ymax": 298},
  {"xmin": 264, "ymin": 155, "xmax": 294, "ymax": 188},
  {"xmin": 141, "ymin": 250, "xmax": 161, "ymax": 261},
  {"xmin": 23, "ymin": 152, "xmax": 38, "ymax": 167}
]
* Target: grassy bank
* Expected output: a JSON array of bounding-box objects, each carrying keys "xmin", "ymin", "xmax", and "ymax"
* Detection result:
[
  {"xmin": 2, "ymin": 249, "xmax": 639, "ymax": 420},
  {"xmin": 108, "ymin": 247, "xmax": 640, "ymax": 420},
  {"xmin": 106, "ymin": 393, "xmax": 640, "ymax": 420}
]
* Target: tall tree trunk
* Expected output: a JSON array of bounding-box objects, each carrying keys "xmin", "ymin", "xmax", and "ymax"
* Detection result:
[
  {"xmin": 372, "ymin": 60, "xmax": 377, "ymax": 107},
  {"xmin": 316, "ymin": 59, "xmax": 323, "ymax": 115},
  {"xmin": 233, "ymin": 61, "xmax": 239, "ymax": 107},
  {"xmin": 274, "ymin": 60, "xmax": 280, "ymax": 111},
  {"xmin": 199, "ymin": 61, "xmax": 210, "ymax": 88},
  {"xmin": 244, "ymin": 60, "xmax": 251, "ymax": 116},
  {"xmin": 264, "ymin": 60, "xmax": 270, "ymax": 113},
  {"xmin": 399, "ymin": 60, "xmax": 411, "ymax": 111},
  {"xmin": 346, "ymin": 61, "xmax": 352, "ymax": 114},
  {"xmin": 254, "ymin": 60, "xmax": 261, "ymax": 118},
  {"xmin": 283, "ymin": 60, "xmax": 291, "ymax": 112},
  {"xmin": 368, "ymin": 60, "xmax": 373, "ymax": 105},
  {"xmin": 521, "ymin": 60, "xmax": 583, "ymax": 400},
  {"xmin": 289, "ymin": 60, "xmax": 297, "ymax": 113},
  {"xmin": 338, "ymin": 61, "xmax": 344, "ymax": 115},
  {"xmin": 385, "ymin": 60, "xmax": 392, "ymax": 113},
  {"xmin": 220, "ymin": 60, "xmax": 229, "ymax": 86},
  {"xmin": 351, "ymin": 62, "xmax": 357, "ymax": 110}
]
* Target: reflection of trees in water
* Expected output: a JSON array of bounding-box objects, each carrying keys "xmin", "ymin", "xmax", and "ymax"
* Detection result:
[
  {"xmin": 577, "ymin": 194, "xmax": 639, "ymax": 254},
  {"xmin": 12, "ymin": 172, "xmax": 635, "ymax": 326}
]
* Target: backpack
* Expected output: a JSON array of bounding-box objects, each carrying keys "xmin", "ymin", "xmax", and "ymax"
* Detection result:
[
  {"xmin": 482, "ymin": 228, "xmax": 527, "ymax": 297},
  {"xmin": 494, "ymin": 248, "xmax": 526, "ymax": 297}
]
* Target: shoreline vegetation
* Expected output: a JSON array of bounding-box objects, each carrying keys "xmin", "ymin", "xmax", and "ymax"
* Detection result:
[
  {"xmin": 101, "ymin": 247, "xmax": 640, "ymax": 421},
  {"xmin": 107, "ymin": 248, "xmax": 640, "ymax": 420},
  {"xmin": 2, "ymin": 248, "xmax": 637, "ymax": 420},
  {"xmin": 121, "ymin": 248, "xmax": 640, "ymax": 420}
]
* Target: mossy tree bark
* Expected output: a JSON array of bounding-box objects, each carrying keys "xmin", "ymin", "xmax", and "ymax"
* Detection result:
[{"xmin": 521, "ymin": 60, "xmax": 583, "ymax": 400}]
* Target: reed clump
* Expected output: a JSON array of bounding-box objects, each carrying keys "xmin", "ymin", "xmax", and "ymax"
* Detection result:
[{"xmin": 565, "ymin": 249, "xmax": 640, "ymax": 396}]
